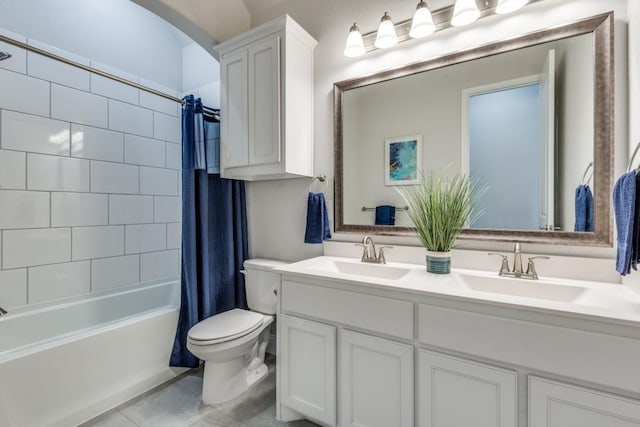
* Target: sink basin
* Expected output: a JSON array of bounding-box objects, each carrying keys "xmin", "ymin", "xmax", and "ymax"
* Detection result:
[
  {"xmin": 309, "ymin": 259, "xmax": 410, "ymax": 280},
  {"xmin": 458, "ymin": 274, "xmax": 586, "ymax": 303}
]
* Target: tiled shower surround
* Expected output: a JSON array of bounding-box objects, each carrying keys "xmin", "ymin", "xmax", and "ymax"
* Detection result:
[{"xmin": 0, "ymin": 30, "xmax": 182, "ymax": 309}]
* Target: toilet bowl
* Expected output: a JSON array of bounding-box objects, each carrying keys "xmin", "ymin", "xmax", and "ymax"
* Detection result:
[{"xmin": 186, "ymin": 259, "xmax": 286, "ymax": 405}]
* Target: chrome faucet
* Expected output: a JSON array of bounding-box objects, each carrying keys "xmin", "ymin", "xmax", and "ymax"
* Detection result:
[
  {"xmin": 489, "ymin": 243, "xmax": 549, "ymax": 280},
  {"xmin": 0, "ymin": 306, "xmax": 7, "ymax": 316},
  {"xmin": 356, "ymin": 236, "xmax": 392, "ymax": 264}
]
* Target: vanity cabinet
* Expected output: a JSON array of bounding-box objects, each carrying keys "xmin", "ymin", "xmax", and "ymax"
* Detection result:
[
  {"xmin": 215, "ymin": 15, "xmax": 316, "ymax": 181},
  {"xmin": 529, "ymin": 377, "xmax": 640, "ymax": 427},
  {"xmin": 418, "ymin": 350, "xmax": 517, "ymax": 427},
  {"xmin": 279, "ymin": 314, "xmax": 336, "ymax": 426},
  {"xmin": 276, "ymin": 266, "xmax": 640, "ymax": 427},
  {"xmin": 339, "ymin": 330, "xmax": 413, "ymax": 427}
]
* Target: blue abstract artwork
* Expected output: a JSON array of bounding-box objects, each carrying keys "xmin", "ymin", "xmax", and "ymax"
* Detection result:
[{"xmin": 385, "ymin": 135, "xmax": 421, "ymax": 186}]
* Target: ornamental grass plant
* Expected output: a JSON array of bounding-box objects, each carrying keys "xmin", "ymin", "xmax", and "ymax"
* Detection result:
[{"xmin": 398, "ymin": 171, "xmax": 486, "ymax": 253}]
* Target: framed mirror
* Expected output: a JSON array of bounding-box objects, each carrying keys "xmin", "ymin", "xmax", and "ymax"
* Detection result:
[{"xmin": 334, "ymin": 12, "xmax": 613, "ymax": 246}]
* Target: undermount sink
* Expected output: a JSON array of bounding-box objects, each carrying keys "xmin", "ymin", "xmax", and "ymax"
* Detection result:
[
  {"xmin": 458, "ymin": 274, "xmax": 587, "ymax": 303},
  {"xmin": 309, "ymin": 259, "xmax": 411, "ymax": 280}
]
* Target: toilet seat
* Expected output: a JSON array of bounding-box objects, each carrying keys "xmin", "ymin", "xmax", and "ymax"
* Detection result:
[{"xmin": 188, "ymin": 308, "xmax": 266, "ymax": 345}]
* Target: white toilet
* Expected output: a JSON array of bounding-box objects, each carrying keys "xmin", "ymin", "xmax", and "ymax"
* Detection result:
[{"xmin": 186, "ymin": 259, "xmax": 286, "ymax": 405}]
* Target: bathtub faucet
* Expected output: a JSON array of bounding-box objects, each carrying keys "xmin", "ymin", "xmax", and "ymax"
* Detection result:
[{"xmin": 0, "ymin": 306, "xmax": 7, "ymax": 316}]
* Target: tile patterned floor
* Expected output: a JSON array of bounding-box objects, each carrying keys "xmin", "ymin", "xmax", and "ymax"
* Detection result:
[{"xmin": 81, "ymin": 356, "xmax": 318, "ymax": 427}]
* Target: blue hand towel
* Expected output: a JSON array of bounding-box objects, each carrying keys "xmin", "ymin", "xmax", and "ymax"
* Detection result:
[
  {"xmin": 375, "ymin": 205, "xmax": 396, "ymax": 226},
  {"xmin": 304, "ymin": 192, "xmax": 331, "ymax": 244},
  {"xmin": 613, "ymin": 171, "xmax": 637, "ymax": 275},
  {"xmin": 574, "ymin": 185, "xmax": 594, "ymax": 232}
]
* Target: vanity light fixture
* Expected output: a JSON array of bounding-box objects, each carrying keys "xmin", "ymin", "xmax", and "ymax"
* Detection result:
[
  {"xmin": 451, "ymin": 0, "xmax": 481, "ymax": 26},
  {"xmin": 409, "ymin": 1, "xmax": 436, "ymax": 39},
  {"xmin": 344, "ymin": 23, "xmax": 366, "ymax": 57},
  {"xmin": 495, "ymin": 0, "xmax": 529, "ymax": 14},
  {"xmin": 343, "ymin": 0, "xmax": 540, "ymax": 57},
  {"xmin": 374, "ymin": 12, "xmax": 398, "ymax": 49}
]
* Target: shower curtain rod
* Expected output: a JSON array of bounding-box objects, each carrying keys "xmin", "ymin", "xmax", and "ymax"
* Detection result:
[{"xmin": 0, "ymin": 33, "xmax": 183, "ymax": 104}]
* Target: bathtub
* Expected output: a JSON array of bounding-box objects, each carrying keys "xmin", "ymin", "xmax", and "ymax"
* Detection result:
[{"xmin": 0, "ymin": 280, "xmax": 183, "ymax": 427}]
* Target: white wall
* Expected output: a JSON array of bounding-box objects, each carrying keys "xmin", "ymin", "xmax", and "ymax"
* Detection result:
[
  {"xmin": 556, "ymin": 34, "xmax": 595, "ymax": 231},
  {"xmin": 0, "ymin": 0, "xmax": 185, "ymax": 89},
  {"xmin": 241, "ymin": 0, "xmax": 628, "ymax": 261},
  {"xmin": 182, "ymin": 41, "xmax": 221, "ymax": 108},
  {"xmin": 0, "ymin": 28, "xmax": 182, "ymax": 310}
]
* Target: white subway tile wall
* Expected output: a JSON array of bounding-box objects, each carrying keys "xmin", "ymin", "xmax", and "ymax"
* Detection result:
[
  {"xmin": 27, "ymin": 153, "xmax": 90, "ymax": 192},
  {"xmin": 91, "ymin": 254, "xmax": 140, "ymax": 292},
  {"xmin": 71, "ymin": 124, "xmax": 124, "ymax": 162},
  {"xmin": 0, "ymin": 35, "xmax": 182, "ymax": 310},
  {"xmin": 1, "ymin": 110, "xmax": 70, "ymax": 156},
  {"xmin": 109, "ymin": 195, "xmax": 154, "ymax": 225},
  {"xmin": 140, "ymin": 249, "xmax": 180, "ymax": 282},
  {"xmin": 0, "ymin": 29, "xmax": 27, "ymax": 74},
  {"xmin": 140, "ymin": 166, "xmax": 178, "ymax": 196},
  {"xmin": 125, "ymin": 223, "xmax": 167, "ymax": 254},
  {"xmin": 28, "ymin": 261, "xmax": 90, "ymax": 304},
  {"xmin": 109, "ymin": 99, "xmax": 154, "ymax": 137},
  {"xmin": 0, "ymin": 269, "xmax": 27, "ymax": 308},
  {"xmin": 0, "ymin": 150, "xmax": 26, "ymax": 189},
  {"xmin": 124, "ymin": 134, "xmax": 166, "ymax": 167}
]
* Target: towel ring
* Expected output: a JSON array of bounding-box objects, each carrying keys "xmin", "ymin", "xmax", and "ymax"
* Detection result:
[
  {"xmin": 309, "ymin": 174, "xmax": 328, "ymax": 193},
  {"xmin": 581, "ymin": 161, "xmax": 593, "ymax": 186},
  {"xmin": 627, "ymin": 141, "xmax": 640, "ymax": 172}
]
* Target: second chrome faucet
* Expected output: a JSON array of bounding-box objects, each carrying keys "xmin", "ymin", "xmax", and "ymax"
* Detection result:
[
  {"xmin": 356, "ymin": 236, "xmax": 392, "ymax": 264},
  {"xmin": 489, "ymin": 243, "xmax": 549, "ymax": 280}
]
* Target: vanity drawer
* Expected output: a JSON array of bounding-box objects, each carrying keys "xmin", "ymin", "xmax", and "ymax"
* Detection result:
[
  {"xmin": 418, "ymin": 303, "xmax": 640, "ymax": 395},
  {"xmin": 281, "ymin": 280, "xmax": 413, "ymax": 340}
]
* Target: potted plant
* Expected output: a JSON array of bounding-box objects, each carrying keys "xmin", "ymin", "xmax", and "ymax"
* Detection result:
[{"xmin": 398, "ymin": 170, "xmax": 486, "ymax": 274}]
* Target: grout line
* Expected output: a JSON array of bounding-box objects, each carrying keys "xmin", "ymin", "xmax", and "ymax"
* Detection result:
[{"xmin": 118, "ymin": 409, "xmax": 140, "ymax": 427}]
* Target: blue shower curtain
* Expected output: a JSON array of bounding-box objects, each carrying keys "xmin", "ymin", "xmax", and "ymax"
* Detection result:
[{"xmin": 170, "ymin": 95, "xmax": 249, "ymax": 368}]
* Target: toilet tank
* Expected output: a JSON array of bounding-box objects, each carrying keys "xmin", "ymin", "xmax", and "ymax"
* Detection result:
[{"xmin": 242, "ymin": 259, "xmax": 288, "ymax": 315}]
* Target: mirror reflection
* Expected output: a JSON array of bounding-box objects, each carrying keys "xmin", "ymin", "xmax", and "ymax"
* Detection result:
[{"xmin": 341, "ymin": 33, "xmax": 594, "ymax": 233}]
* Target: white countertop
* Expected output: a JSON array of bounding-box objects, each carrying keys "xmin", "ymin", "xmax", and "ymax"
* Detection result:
[{"xmin": 276, "ymin": 256, "xmax": 640, "ymax": 327}]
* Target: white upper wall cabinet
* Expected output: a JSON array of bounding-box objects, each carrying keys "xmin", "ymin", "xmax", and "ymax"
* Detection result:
[{"xmin": 215, "ymin": 15, "xmax": 316, "ymax": 181}]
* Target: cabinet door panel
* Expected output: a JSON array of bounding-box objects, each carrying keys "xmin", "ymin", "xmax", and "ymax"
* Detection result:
[
  {"xmin": 279, "ymin": 314, "xmax": 336, "ymax": 426},
  {"xmin": 248, "ymin": 35, "xmax": 281, "ymax": 166},
  {"xmin": 419, "ymin": 350, "xmax": 517, "ymax": 427},
  {"xmin": 220, "ymin": 49, "xmax": 248, "ymax": 168},
  {"xmin": 340, "ymin": 330, "xmax": 413, "ymax": 427},
  {"xmin": 530, "ymin": 377, "xmax": 640, "ymax": 427}
]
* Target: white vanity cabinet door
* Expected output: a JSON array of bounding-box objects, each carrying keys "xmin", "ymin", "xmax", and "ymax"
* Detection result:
[
  {"xmin": 279, "ymin": 314, "xmax": 336, "ymax": 426},
  {"xmin": 247, "ymin": 34, "xmax": 281, "ymax": 166},
  {"xmin": 419, "ymin": 350, "xmax": 517, "ymax": 427},
  {"xmin": 220, "ymin": 49, "xmax": 248, "ymax": 168},
  {"xmin": 339, "ymin": 330, "xmax": 413, "ymax": 427},
  {"xmin": 529, "ymin": 377, "xmax": 640, "ymax": 427}
]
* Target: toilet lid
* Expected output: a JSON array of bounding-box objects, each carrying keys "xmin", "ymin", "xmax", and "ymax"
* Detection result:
[{"xmin": 188, "ymin": 309, "xmax": 264, "ymax": 342}]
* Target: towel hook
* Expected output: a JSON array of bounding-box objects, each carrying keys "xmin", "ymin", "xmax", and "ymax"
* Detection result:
[
  {"xmin": 581, "ymin": 161, "xmax": 593, "ymax": 186},
  {"xmin": 627, "ymin": 141, "xmax": 640, "ymax": 172},
  {"xmin": 309, "ymin": 174, "xmax": 328, "ymax": 193}
]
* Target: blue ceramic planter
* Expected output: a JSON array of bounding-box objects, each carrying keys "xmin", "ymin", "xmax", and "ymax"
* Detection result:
[{"xmin": 426, "ymin": 252, "xmax": 451, "ymax": 274}]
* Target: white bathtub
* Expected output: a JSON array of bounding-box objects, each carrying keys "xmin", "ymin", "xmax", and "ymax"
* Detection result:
[{"xmin": 0, "ymin": 280, "xmax": 183, "ymax": 427}]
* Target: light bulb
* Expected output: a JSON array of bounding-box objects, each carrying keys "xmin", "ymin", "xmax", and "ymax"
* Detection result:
[
  {"xmin": 495, "ymin": 0, "xmax": 529, "ymax": 14},
  {"xmin": 344, "ymin": 23, "xmax": 365, "ymax": 57},
  {"xmin": 451, "ymin": 0, "xmax": 481, "ymax": 27},
  {"xmin": 374, "ymin": 12, "xmax": 398, "ymax": 49},
  {"xmin": 409, "ymin": 1, "xmax": 436, "ymax": 39}
]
